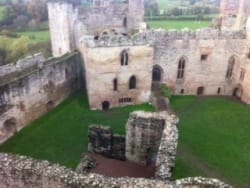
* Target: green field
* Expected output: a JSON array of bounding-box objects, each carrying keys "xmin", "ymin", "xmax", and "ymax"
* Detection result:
[
  {"xmin": 0, "ymin": 91, "xmax": 154, "ymax": 168},
  {"xmin": 172, "ymin": 96, "xmax": 250, "ymax": 188},
  {"xmin": 157, "ymin": 0, "xmax": 186, "ymax": 10},
  {"xmin": 17, "ymin": 30, "xmax": 50, "ymax": 44},
  {"xmin": 0, "ymin": 6, "xmax": 5, "ymax": 22},
  {"xmin": 148, "ymin": 20, "xmax": 211, "ymax": 30}
]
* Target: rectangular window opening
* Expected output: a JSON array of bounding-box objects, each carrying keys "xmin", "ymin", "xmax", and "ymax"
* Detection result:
[{"xmin": 201, "ymin": 54, "xmax": 208, "ymax": 61}]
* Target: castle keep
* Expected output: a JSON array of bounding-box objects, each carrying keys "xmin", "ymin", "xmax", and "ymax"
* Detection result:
[{"xmin": 47, "ymin": 0, "xmax": 250, "ymax": 111}]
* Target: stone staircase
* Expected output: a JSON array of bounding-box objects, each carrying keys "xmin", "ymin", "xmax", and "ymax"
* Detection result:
[{"xmin": 151, "ymin": 82, "xmax": 168, "ymax": 112}]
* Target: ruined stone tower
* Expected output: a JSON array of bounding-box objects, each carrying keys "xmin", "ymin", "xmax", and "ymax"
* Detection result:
[
  {"xmin": 220, "ymin": 0, "xmax": 250, "ymax": 30},
  {"xmin": 48, "ymin": 3, "xmax": 78, "ymax": 57}
]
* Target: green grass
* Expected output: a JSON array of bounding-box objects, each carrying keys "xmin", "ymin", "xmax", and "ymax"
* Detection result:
[
  {"xmin": 171, "ymin": 96, "xmax": 250, "ymax": 188},
  {"xmin": 0, "ymin": 6, "xmax": 5, "ymax": 22},
  {"xmin": 148, "ymin": 20, "xmax": 211, "ymax": 30},
  {"xmin": 0, "ymin": 91, "xmax": 154, "ymax": 169},
  {"xmin": 17, "ymin": 30, "xmax": 50, "ymax": 44},
  {"xmin": 157, "ymin": 0, "xmax": 185, "ymax": 10}
]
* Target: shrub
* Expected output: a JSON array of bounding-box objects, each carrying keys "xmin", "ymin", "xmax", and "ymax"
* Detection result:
[
  {"xmin": 0, "ymin": 29, "xmax": 19, "ymax": 38},
  {"xmin": 161, "ymin": 84, "xmax": 172, "ymax": 99}
]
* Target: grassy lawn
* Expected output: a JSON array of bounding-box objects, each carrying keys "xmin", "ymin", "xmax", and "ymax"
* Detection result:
[
  {"xmin": 0, "ymin": 90, "xmax": 154, "ymax": 169},
  {"xmin": 157, "ymin": 0, "xmax": 185, "ymax": 10},
  {"xmin": 171, "ymin": 96, "xmax": 250, "ymax": 188},
  {"xmin": 0, "ymin": 6, "xmax": 5, "ymax": 22},
  {"xmin": 148, "ymin": 20, "xmax": 211, "ymax": 30},
  {"xmin": 17, "ymin": 30, "xmax": 50, "ymax": 44}
]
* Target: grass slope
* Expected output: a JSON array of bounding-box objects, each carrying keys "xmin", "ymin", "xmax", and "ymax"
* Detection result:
[
  {"xmin": 0, "ymin": 91, "xmax": 154, "ymax": 169},
  {"xmin": 172, "ymin": 96, "xmax": 250, "ymax": 188},
  {"xmin": 148, "ymin": 20, "xmax": 211, "ymax": 30}
]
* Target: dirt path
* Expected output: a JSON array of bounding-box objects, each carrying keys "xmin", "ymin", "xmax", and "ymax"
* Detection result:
[{"xmin": 89, "ymin": 154, "xmax": 155, "ymax": 178}]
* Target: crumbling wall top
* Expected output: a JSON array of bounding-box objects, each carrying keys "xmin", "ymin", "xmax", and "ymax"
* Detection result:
[
  {"xmin": 0, "ymin": 152, "xmax": 233, "ymax": 188},
  {"xmin": 81, "ymin": 28, "xmax": 247, "ymax": 48}
]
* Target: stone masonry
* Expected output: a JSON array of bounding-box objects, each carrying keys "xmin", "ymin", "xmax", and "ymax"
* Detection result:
[
  {"xmin": 126, "ymin": 111, "xmax": 178, "ymax": 180},
  {"xmin": 0, "ymin": 153, "xmax": 232, "ymax": 188},
  {"xmin": 0, "ymin": 52, "xmax": 83, "ymax": 143},
  {"xmin": 88, "ymin": 125, "xmax": 125, "ymax": 160}
]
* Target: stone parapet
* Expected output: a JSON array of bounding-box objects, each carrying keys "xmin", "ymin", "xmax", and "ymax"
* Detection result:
[
  {"xmin": 82, "ymin": 28, "xmax": 247, "ymax": 48},
  {"xmin": 0, "ymin": 153, "xmax": 232, "ymax": 188}
]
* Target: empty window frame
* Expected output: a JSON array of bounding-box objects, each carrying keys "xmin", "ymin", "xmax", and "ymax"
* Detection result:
[
  {"xmin": 201, "ymin": 54, "xmax": 208, "ymax": 61},
  {"xmin": 177, "ymin": 57, "xmax": 185, "ymax": 79},
  {"xmin": 129, "ymin": 76, "xmax": 136, "ymax": 89},
  {"xmin": 113, "ymin": 78, "xmax": 118, "ymax": 91},
  {"xmin": 121, "ymin": 50, "xmax": 128, "ymax": 66},
  {"xmin": 119, "ymin": 98, "xmax": 132, "ymax": 103},
  {"xmin": 240, "ymin": 68, "xmax": 246, "ymax": 81},
  {"xmin": 226, "ymin": 56, "xmax": 235, "ymax": 79}
]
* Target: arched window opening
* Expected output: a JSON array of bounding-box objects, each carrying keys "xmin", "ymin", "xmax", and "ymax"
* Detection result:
[
  {"xmin": 152, "ymin": 66, "xmax": 162, "ymax": 82},
  {"xmin": 177, "ymin": 57, "xmax": 185, "ymax": 79},
  {"xmin": 121, "ymin": 50, "xmax": 128, "ymax": 66},
  {"xmin": 217, "ymin": 87, "xmax": 221, "ymax": 94},
  {"xmin": 3, "ymin": 117, "xmax": 17, "ymax": 135},
  {"xmin": 226, "ymin": 56, "xmax": 235, "ymax": 79},
  {"xmin": 129, "ymin": 76, "xmax": 136, "ymax": 89},
  {"xmin": 102, "ymin": 101, "xmax": 110, "ymax": 111},
  {"xmin": 113, "ymin": 78, "xmax": 118, "ymax": 91}
]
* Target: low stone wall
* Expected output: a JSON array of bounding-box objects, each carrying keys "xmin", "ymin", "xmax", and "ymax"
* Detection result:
[
  {"xmin": 88, "ymin": 125, "xmax": 125, "ymax": 160},
  {"xmin": 155, "ymin": 113, "xmax": 178, "ymax": 180},
  {"xmin": 0, "ymin": 52, "xmax": 83, "ymax": 143},
  {"xmin": 0, "ymin": 153, "xmax": 232, "ymax": 188}
]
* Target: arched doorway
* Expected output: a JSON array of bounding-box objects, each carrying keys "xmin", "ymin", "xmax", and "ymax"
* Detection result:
[
  {"xmin": 233, "ymin": 85, "xmax": 243, "ymax": 99},
  {"xmin": 152, "ymin": 65, "xmax": 163, "ymax": 82},
  {"xmin": 102, "ymin": 101, "xmax": 110, "ymax": 111},
  {"xmin": 197, "ymin": 87, "xmax": 204, "ymax": 95}
]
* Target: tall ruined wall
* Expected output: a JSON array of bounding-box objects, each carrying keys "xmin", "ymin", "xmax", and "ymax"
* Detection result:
[
  {"xmin": 151, "ymin": 28, "xmax": 250, "ymax": 102},
  {"xmin": 88, "ymin": 125, "xmax": 125, "ymax": 160},
  {"xmin": 48, "ymin": 3, "xmax": 78, "ymax": 57},
  {"xmin": 126, "ymin": 111, "xmax": 178, "ymax": 180},
  {"xmin": 78, "ymin": 2, "xmax": 128, "ymax": 35},
  {"xmin": 0, "ymin": 153, "xmax": 232, "ymax": 188},
  {"xmin": 0, "ymin": 52, "xmax": 83, "ymax": 143},
  {"xmin": 220, "ymin": 0, "xmax": 250, "ymax": 30},
  {"xmin": 128, "ymin": 0, "xmax": 145, "ymax": 32},
  {"xmin": 79, "ymin": 33, "xmax": 154, "ymax": 110}
]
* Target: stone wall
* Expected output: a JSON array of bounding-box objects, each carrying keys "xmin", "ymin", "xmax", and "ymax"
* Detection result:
[
  {"xmin": 79, "ymin": 41, "xmax": 153, "ymax": 110},
  {"xmin": 48, "ymin": 0, "xmax": 146, "ymax": 58},
  {"xmin": 125, "ymin": 111, "xmax": 178, "ymax": 180},
  {"xmin": 88, "ymin": 125, "xmax": 125, "ymax": 160},
  {"xmin": 0, "ymin": 52, "xmax": 83, "ymax": 143},
  {"xmin": 0, "ymin": 153, "xmax": 232, "ymax": 188},
  {"xmin": 150, "ymin": 28, "xmax": 250, "ymax": 103},
  {"xmin": 48, "ymin": 3, "xmax": 78, "ymax": 57}
]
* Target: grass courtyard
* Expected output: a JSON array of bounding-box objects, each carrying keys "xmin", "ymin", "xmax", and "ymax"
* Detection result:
[
  {"xmin": 0, "ymin": 92, "xmax": 249, "ymax": 188},
  {"xmin": 171, "ymin": 96, "xmax": 250, "ymax": 188},
  {"xmin": 148, "ymin": 20, "xmax": 211, "ymax": 30},
  {"xmin": 0, "ymin": 91, "xmax": 154, "ymax": 168}
]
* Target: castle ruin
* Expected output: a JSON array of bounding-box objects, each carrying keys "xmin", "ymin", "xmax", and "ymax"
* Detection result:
[{"xmin": 47, "ymin": 0, "xmax": 250, "ymax": 111}]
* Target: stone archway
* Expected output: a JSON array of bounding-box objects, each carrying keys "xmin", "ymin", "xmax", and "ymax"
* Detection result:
[
  {"xmin": 102, "ymin": 101, "xmax": 110, "ymax": 111},
  {"xmin": 0, "ymin": 117, "xmax": 17, "ymax": 139},
  {"xmin": 233, "ymin": 85, "xmax": 243, "ymax": 99},
  {"xmin": 152, "ymin": 65, "xmax": 163, "ymax": 82}
]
